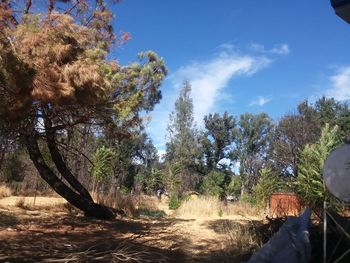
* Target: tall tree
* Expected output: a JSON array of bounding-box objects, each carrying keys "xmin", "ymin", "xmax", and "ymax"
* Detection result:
[
  {"xmin": 270, "ymin": 113, "xmax": 320, "ymax": 176},
  {"xmin": 166, "ymin": 81, "xmax": 199, "ymax": 191},
  {"xmin": 0, "ymin": 1, "xmax": 167, "ymax": 219},
  {"xmin": 201, "ymin": 112, "xmax": 236, "ymax": 170},
  {"xmin": 231, "ymin": 112, "xmax": 273, "ymax": 193}
]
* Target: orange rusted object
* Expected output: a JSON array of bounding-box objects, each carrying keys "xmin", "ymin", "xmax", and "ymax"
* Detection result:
[{"xmin": 269, "ymin": 192, "xmax": 303, "ymax": 217}]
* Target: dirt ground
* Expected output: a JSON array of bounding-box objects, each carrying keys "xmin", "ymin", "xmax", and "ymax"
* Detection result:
[{"xmin": 0, "ymin": 196, "xmax": 261, "ymax": 263}]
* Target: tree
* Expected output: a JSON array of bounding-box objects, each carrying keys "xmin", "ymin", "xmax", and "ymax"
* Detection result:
[
  {"xmin": 270, "ymin": 113, "xmax": 320, "ymax": 176},
  {"xmin": 0, "ymin": 1, "xmax": 167, "ymax": 219},
  {"xmin": 231, "ymin": 113, "xmax": 274, "ymax": 193},
  {"xmin": 201, "ymin": 112, "xmax": 236, "ymax": 170},
  {"xmin": 295, "ymin": 124, "xmax": 340, "ymax": 210},
  {"xmin": 166, "ymin": 81, "xmax": 199, "ymax": 191},
  {"xmin": 252, "ymin": 168, "xmax": 281, "ymax": 208},
  {"xmin": 269, "ymin": 97, "xmax": 350, "ymax": 177},
  {"xmin": 200, "ymin": 170, "xmax": 228, "ymax": 197}
]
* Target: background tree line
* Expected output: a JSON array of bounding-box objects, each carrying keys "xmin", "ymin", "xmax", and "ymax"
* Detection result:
[{"xmin": 1, "ymin": 1, "xmax": 349, "ymax": 217}]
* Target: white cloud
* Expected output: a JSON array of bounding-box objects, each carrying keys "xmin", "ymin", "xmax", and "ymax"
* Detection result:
[
  {"xmin": 147, "ymin": 44, "xmax": 287, "ymax": 150},
  {"xmin": 250, "ymin": 43, "xmax": 290, "ymax": 55},
  {"xmin": 157, "ymin": 149, "xmax": 166, "ymax": 162},
  {"xmin": 325, "ymin": 66, "xmax": 350, "ymax": 101},
  {"xmin": 249, "ymin": 96, "xmax": 272, "ymax": 106},
  {"xmin": 171, "ymin": 51, "xmax": 271, "ymax": 123}
]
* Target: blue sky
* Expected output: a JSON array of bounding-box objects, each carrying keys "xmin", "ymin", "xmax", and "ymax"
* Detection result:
[{"xmin": 110, "ymin": 1, "xmax": 350, "ymax": 152}]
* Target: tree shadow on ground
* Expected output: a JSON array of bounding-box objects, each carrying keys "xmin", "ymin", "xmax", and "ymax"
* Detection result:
[
  {"xmin": 0, "ymin": 211, "xmax": 18, "ymax": 228},
  {"xmin": 202, "ymin": 219, "xmax": 265, "ymax": 263},
  {"xmin": 0, "ymin": 214, "xmax": 193, "ymax": 262},
  {"xmin": 0, "ymin": 212, "xmax": 297, "ymax": 262}
]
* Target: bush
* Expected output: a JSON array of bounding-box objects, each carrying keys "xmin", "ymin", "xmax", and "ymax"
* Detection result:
[
  {"xmin": 0, "ymin": 184, "xmax": 12, "ymax": 199},
  {"xmin": 136, "ymin": 208, "xmax": 166, "ymax": 218},
  {"xmin": 253, "ymin": 168, "xmax": 280, "ymax": 208},
  {"xmin": 200, "ymin": 170, "xmax": 227, "ymax": 197},
  {"xmin": 91, "ymin": 146, "xmax": 115, "ymax": 184},
  {"xmin": 168, "ymin": 193, "xmax": 180, "ymax": 210},
  {"xmin": 295, "ymin": 124, "xmax": 340, "ymax": 211}
]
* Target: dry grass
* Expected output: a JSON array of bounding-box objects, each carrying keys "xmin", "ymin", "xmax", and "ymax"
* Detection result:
[
  {"xmin": 92, "ymin": 192, "xmax": 164, "ymax": 218},
  {"xmin": 65, "ymin": 241, "xmax": 169, "ymax": 263},
  {"xmin": 92, "ymin": 191, "xmax": 136, "ymax": 217},
  {"xmin": 14, "ymin": 197, "xmax": 27, "ymax": 209},
  {"xmin": 0, "ymin": 185, "xmax": 12, "ymax": 199},
  {"xmin": 222, "ymin": 220, "xmax": 262, "ymax": 257},
  {"xmin": 133, "ymin": 194, "xmax": 159, "ymax": 211},
  {"xmin": 175, "ymin": 196, "xmax": 262, "ymax": 219},
  {"xmin": 0, "ymin": 196, "xmax": 70, "ymax": 213},
  {"xmin": 223, "ymin": 201, "xmax": 262, "ymax": 218}
]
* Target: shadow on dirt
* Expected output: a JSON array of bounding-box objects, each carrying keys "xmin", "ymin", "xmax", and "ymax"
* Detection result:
[
  {"xmin": 0, "ymin": 214, "xmax": 194, "ymax": 262},
  {"xmin": 0, "ymin": 211, "xmax": 19, "ymax": 227}
]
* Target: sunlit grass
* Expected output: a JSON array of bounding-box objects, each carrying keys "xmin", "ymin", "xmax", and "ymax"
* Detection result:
[{"xmin": 175, "ymin": 196, "xmax": 262, "ymax": 219}]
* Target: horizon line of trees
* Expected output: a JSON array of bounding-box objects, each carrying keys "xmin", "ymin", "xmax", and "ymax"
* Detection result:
[{"xmin": 2, "ymin": 80, "xmax": 349, "ymax": 212}]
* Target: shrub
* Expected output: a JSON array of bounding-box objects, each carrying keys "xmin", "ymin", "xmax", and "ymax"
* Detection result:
[
  {"xmin": 91, "ymin": 146, "xmax": 115, "ymax": 184},
  {"xmin": 168, "ymin": 193, "xmax": 180, "ymax": 210},
  {"xmin": 163, "ymin": 163, "xmax": 181, "ymax": 193},
  {"xmin": 200, "ymin": 170, "xmax": 227, "ymax": 197},
  {"xmin": 93, "ymin": 190, "xmax": 136, "ymax": 216},
  {"xmin": 223, "ymin": 220, "xmax": 262, "ymax": 256},
  {"xmin": 15, "ymin": 197, "xmax": 26, "ymax": 209},
  {"xmin": 136, "ymin": 208, "xmax": 166, "ymax": 218},
  {"xmin": 253, "ymin": 168, "xmax": 281, "ymax": 208},
  {"xmin": 295, "ymin": 124, "xmax": 340, "ymax": 211},
  {"xmin": 0, "ymin": 184, "xmax": 12, "ymax": 199}
]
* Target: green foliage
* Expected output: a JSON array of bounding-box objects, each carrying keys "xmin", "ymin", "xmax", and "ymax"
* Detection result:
[
  {"xmin": 136, "ymin": 208, "xmax": 166, "ymax": 218},
  {"xmin": 201, "ymin": 170, "xmax": 227, "ymax": 197},
  {"xmin": 202, "ymin": 112, "xmax": 236, "ymax": 170},
  {"xmin": 169, "ymin": 193, "xmax": 181, "ymax": 210},
  {"xmin": 231, "ymin": 112, "xmax": 274, "ymax": 191},
  {"xmin": 135, "ymin": 167, "xmax": 165, "ymax": 194},
  {"xmin": 226, "ymin": 175, "xmax": 242, "ymax": 198},
  {"xmin": 146, "ymin": 168, "xmax": 163, "ymax": 193},
  {"xmin": 91, "ymin": 146, "xmax": 116, "ymax": 182},
  {"xmin": 240, "ymin": 193, "xmax": 256, "ymax": 206},
  {"xmin": 3, "ymin": 151, "xmax": 27, "ymax": 182},
  {"xmin": 252, "ymin": 168, "xmax": 280, "ymax": 208},
  {"xmin": 166, "ymin": 81, "xmax": 200, "ymax": 190},
  {"xmin": 163, "ymin": 162, "xmax": 181, "ymax": 193},
  {"xmin": 295, "ymin": 124, "xmax": 340, "ymax": 209}
]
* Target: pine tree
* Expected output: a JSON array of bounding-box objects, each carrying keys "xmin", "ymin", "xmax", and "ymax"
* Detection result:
[
  {"xmin": 0, "ymin": 1, "xmax": 167, "ymax": 219},
  {"xmin": 166, "ymin": 81, "xmax": 199, "ymax": 191},
  {"xmin": 295, "ymin": 124, "xmax": 340, "ymax": 210}
]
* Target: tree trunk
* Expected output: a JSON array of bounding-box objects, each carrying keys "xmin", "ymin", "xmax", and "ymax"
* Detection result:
[
  {"xmin": 24, "ymin": 132, "xmax": 115, "ymax": 220},
  {"xmin": 44, "ymin": 117, "xmax": 93, "ymax": 202}
]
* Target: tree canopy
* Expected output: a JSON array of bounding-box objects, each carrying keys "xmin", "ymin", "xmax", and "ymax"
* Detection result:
[{"xmin": 0, "ymin": 0, "xmax": 167, "ymax": 219}]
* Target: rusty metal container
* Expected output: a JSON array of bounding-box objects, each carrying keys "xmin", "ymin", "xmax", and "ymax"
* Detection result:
[{"xmin": 269, "ymin": 192, "xmax": 303, "ymax": 217}]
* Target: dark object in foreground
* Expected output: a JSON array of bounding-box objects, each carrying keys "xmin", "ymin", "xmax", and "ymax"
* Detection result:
[
  {"xmin": 331, "ymin": 0, "xmax": 350, "ymax": 24},
  {"xmin": 248, "ymin": 208, "xmax": 312, "ymax": 263}
]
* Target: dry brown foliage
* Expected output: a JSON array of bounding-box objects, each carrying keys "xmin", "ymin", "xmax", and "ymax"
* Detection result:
[
  {"xmin": 10, "ymin": 14, "xmax": 109, "ymax": 106},
  {"xmin": 92, "ymin": 191, "xmax": 136, "ymax": 217},
  {"xmin": 222, "ymin": 220, "xmax": 262, "ymax": 258},
  {"xmin": 0, "ymin": 184, "xmax": 12, "ymax": 199}
]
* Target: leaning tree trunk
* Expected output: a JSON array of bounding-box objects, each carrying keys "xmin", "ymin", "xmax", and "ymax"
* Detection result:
[
  {"xmin": 44, "ymin": 117, "xmax": 94, "ymax": 202},
  {"xmin": 24, "ymin": 132, "xmax": 115, "ymax": 220}
]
